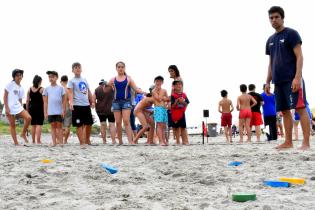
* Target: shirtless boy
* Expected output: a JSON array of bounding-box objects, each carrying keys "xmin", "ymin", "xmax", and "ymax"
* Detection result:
[
  {"xmin": 133, "ymin": 93, "xmax": 155, "ymax": 144},
  {"xmin": 236, "ymin": 84, "xmax": 257, "ymax": 143},
  {"xmin": 218, "ymin": 90, "xmax": 234, "ymax": 143},
  {"xmin": 152, "ymin": 76, "xmax": 169, "ymax": 146}
]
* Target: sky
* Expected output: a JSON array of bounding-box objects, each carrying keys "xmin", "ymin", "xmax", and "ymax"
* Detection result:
[{"xmin": 1, "ymin": 0, "xmax": 315, "ymax": 127}]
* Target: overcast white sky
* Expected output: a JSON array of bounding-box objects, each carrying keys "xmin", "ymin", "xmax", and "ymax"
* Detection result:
[{"xmin": 1, "ymin": 0, "xmax": 315, "ymax": 127}]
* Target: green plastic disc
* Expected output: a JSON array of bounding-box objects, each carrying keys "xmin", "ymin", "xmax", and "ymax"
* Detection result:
[{"xmin": 232, "ymin": 193, "xmax": 256, "ymax": 202}]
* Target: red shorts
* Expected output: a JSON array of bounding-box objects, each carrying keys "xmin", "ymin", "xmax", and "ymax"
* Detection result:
[
  {"xmin": 221, "ymin": 113, "xmax": 232, "ymax": 127},
  {"xmin": 250, "ymin": 112, "xmax": 263, "ymax": 126},
  {"xmin": 239, "ymin": 109, "xmax": 252, "ymax": 119}
]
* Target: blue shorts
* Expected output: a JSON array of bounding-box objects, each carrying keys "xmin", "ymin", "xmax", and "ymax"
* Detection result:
[
  {"xmin": 154, "ymin": 106, "xmax": 168, "ymax": 123},
  {"xmin": 111, "ymin": 99, "xmax": 132, "ymax": 112},
  {"xmin": 274, "ymin": 79, "xmax": 307, "ymax": 112}
]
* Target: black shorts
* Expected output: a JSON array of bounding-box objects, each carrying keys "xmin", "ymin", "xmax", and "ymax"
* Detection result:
[
  {"xmin": 72, "ymin": 106, "xmax": 93, "ymax": 127},
  {"xmin": 48, "ymin": 115, "xmax": 63, "ymax": 123},
  {"xmin": 172, "ymin": 114, "xmax": 187, "ymax": 129},
  {"xmin": 98, "ymin": 113, "xmax": 115, "ymax": 123}
]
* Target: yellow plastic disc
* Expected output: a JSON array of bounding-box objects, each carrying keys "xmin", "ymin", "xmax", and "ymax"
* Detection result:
[
  {"xmin": 41, "ymin": 159, "xmax": 53, "ymax": 163},
  {"xmin": 278, "ymin": 177, "xmax": 305, "ymax": 185}
]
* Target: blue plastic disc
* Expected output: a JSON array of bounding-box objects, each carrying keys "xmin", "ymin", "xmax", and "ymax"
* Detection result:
[
  {"xmin": 228, "ymin": 161, "xmax": 243, "ymax": 166},
  {"xmin": 100, "ymin": 163, "xmax": 118, "ymax": 174},
  {"xmin": 263, "ymin": 180, "xmax": 291, "ymax": 188}
]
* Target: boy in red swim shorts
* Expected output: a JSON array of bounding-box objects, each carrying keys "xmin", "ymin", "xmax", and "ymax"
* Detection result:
[
  {"xmin": 237, "ymin": 84, "xmax": 257, "ymax": 143},
  {"xmin": 218, "ymin": 90, "xmax": 234, "ymax": 143}
]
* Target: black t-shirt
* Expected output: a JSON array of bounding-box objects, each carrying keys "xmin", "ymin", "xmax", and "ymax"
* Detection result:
[{"xmin": 249, "ymin": 92, "xmax": 263, "ymax": 113}]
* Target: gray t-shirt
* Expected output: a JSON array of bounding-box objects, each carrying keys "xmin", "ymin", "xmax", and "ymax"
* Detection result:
[
  {"xmin": 43, "ymin": 85, "xmax": 65, "ymax": 115},
  {"xmin": 68, "ymin": 77, "xmax": 90, "ymax": 106}
]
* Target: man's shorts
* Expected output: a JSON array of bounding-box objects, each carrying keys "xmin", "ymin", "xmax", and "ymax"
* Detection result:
[
  {"xmin": 250, "ymin": 112, "xmax": 263, "ymax": 126},
  {"xmin": 63, "ymin": 108, "xmax": 72, "ymax": 128},
  {"xmin": 172, "ymin": 114, "xmax": 187, "ymax": 128},
  {"xmin": 98, "ymin": 113, "xmax": 115, "ymax": 123},
  {"xmin": 72, "ymin": 106, "xmax": 93, "ymax": 127},
  {"xmin": 239, "ymin": 109, "xmax": 252, "ymax": 119},
  {"xmin": 111, "ymin": 99, "xmax": 132, "ymax": 112},
  {"xmin": 48, "ymin": 115, "xmax": 63, "ymax": 123},
  {"xmin": 221, "ymin": 113, "xmax": 232, "ymax": 127},
  {"xmin": 274, "ymin": 79, "xmax": 307, "ymax": 112},
  {"xmin": 154, "ymin": 106, "xmax": 168, "ymax": 123}
]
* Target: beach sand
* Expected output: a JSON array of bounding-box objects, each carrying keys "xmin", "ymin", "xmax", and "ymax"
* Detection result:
[{"xmin": 1, "ymin": 134, "xmax": 315, "ymax": 210}]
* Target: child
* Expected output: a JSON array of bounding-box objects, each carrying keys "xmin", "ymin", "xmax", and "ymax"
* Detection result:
[
  {"xmin": 218, "ymin": 90, "xmax": 234, "ymax": 143},
  {"xmin": 60, "ymin": 75, "xmax": 72, "ymax": 144},
  {"xmin": 236, "ymin": 84, "xmax": 257, "ymax": 143},
  {"xmin": 171, "ymin": 80, "xmax": 189, "ymax": 145},
  {"xmin": 133, "ymin": 92, "xmax": 155, "ymax": 144},
  {"xmin": 68, "ymin": 62, "xmax": 94, "ymax": 147},
  {"xmin": 3, "ymin": 69, "xmax": 31, "ymax": 145},
  {"xmin": 43, "ymin": 71, "xmax": 66, "ymax": 146},
  {"xmin": 152, "ymin": 76, "xmax": 169, "ymax": 146},
  {"xmin": 26, "ymin": 75, "xmax": 44, "ymax": 144}
]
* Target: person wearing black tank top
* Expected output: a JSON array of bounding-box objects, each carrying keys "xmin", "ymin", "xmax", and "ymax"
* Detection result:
[{"xmin": 26, "ymin": 75, "xmax": 44, "ymax": 144}]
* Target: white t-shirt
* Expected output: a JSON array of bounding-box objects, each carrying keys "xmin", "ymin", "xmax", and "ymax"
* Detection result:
[{"xmin": 5, "ymin": 81, "xmax": 24, "ymax": 115}]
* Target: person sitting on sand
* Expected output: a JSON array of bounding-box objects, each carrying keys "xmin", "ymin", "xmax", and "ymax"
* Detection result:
[
  {"xmin": 171, "ymin": 80, "xmax": 189, "ymax": 145},
  {"xmin": 236, "ymin": 84, "xmax": 257, "ymax": 143},
  {"xmin": 3, "ymin": 69, "xmax": 32, "ymax": 145},
  {"xmin": 152, "ymin": 76, "xmax": 169, "ymax": 146},
  {"xmin": 43, "ymin": 71, "xmax": 66, "ymax": 147},
  {"xmin": 133, "ymin": 92, "xmax": 155, "ymax": 144},
  {"xmin": 218, "ymin": 90, "xmax": 234, "ymax": 143}
]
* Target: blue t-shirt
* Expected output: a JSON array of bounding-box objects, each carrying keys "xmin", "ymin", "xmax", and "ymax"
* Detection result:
[
  {"xmin": 261, "ymin": 92, "xmax": 276, "ymax": 117},
  {"xmin": 43, "ymin": 85, "xmax": 65, "ymax": 115},
  {"xmin": 266, "ymin": 27, "xmax": 302, "ymax": 84}
]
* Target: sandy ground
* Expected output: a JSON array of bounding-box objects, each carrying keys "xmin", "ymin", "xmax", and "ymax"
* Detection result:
[{"xmin": 1, "ymin": 134, "xmax": 315, "ymax": 210}]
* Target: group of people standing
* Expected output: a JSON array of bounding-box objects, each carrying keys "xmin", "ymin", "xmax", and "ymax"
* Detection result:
[
  {"xmin": 218, "ymin": 6, "xmax": 312, "ymax": 150},
  {"xmin": 3, "ymin": 62, "xmax": 190, "ymax": 147}
]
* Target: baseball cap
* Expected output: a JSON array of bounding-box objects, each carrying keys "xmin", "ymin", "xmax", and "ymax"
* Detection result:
[
  {"xmin": 99, "ymin": 79, "xmax": 107, "ymax": 85},
  {"xmin": 12, "ymin": 69, "xmax": 24, "ymax": 78}
]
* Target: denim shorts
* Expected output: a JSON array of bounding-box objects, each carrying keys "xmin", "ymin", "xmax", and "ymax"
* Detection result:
[{"xmin": 112, "ymin": 99, "xmax": 132, "ymax": 112}]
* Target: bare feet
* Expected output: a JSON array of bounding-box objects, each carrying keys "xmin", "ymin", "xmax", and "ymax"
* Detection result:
[
  {"xmin": 160, "ymin": 142, "xmax": 168, "ymax": 146},
  {"xmin": 20, "ymin": 133, "xmax": 29, "ymax": 143},
  {"xmin": 275, "ymin": 142, "xmax": 293, "ymax": 150}
]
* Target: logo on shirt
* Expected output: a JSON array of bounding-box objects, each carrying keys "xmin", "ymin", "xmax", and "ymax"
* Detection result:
[
  {"xmin": 280, "ymin": 39, "xmax": 285, "ymax": 43},
  {"xmin": 269, "ymin": 42, "xmax": 274, "ymax": 46},
  {"xmin": 13, "ymin": 90, "xmax": 19, "ymax": 95},
  {"xmin": 78, "ymin": 82, "xmax": 87, "ymax": 94}
]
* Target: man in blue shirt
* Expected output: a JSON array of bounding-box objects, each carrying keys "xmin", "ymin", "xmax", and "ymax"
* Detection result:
[
  {"xmin": 261, "ymin": 84, "xmax": 277, "ymax": 141},
  {"xmin": 265, "ymin": 6, "xmax": 310, "ymax": 150}
]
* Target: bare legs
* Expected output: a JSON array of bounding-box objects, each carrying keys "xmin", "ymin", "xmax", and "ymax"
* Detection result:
[
  {"xmin": 239, "ymin": 118, "xmax": 251, "ymax": 143},
  {"xmin": 157, "ymin": 122, "xmax": 167, "ymax": 146},
  {"xmin": 224, "ymin": 126, "xmax": 232, "ymax": 143},
  {"xmin": 31, "ymin": 125, "xmax": 42, "ymax": 144},
  {"xmin": 100, "ymin": 122, "xmax": 116, "ymax": 144},
  {"xmin": 275, "ymin": 110, "xmax": 293, "ymax": 149},
  {"xmin": 114, "ymin": 109, "xmax": 134, "ymax": 144},
  {"xmin": 174, "ymin": 127, "xmax": 189, "ymax": 145},
  {"xmin": 296, "ymin": 108, "xmax": 310, "ymax": 150},
  {"xmin": 7, "ymin": 110, "xmax": 31, "ymax": 145},
  {"xmin": 63, "ymin": 127, "xmax": 70, "ymax": 144}
]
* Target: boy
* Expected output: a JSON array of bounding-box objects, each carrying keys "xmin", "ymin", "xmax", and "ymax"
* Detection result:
[
  {"xmin": 133, "ymin": 92, "xmax": 155, "ymax": 144},
  {"xmin": 218, "ymin": 90, "xmax": 234, "ymax": 143},
  {"xmin": 248, "ymin": 84, "xmax": 264, "ymax": 142},
  {"xmin": 3, "ymin": 69, "xmax": 31, "ymax": 145},
  {"xmin": 68, "ymin": 62, "xmax": 94, "ymax": 147},
  {"xmin": 171, "ymin": 80, "xmax": 189, "ymax": 145},
  {"xmin": 236, "ymin": 84, "xmax": 257, "ymax": 143},
  {"xmin": 152, "ymin": 76, "xmax": 169, "ymax": 146},
  {"xmin": 43, "ymin": 71, "xmax": 66, "ymax": 146},
  {"xmin": 60, "ymin": 75, "xmax": 72, "ymax": 144}
]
